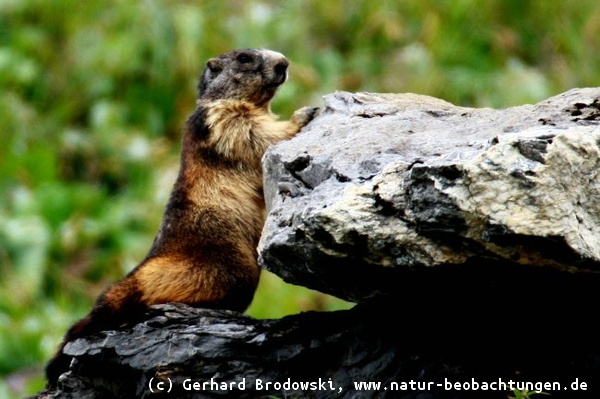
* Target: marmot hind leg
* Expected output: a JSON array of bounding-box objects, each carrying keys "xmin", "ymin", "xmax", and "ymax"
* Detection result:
[{"xmin": 45, "ymin": 278, "xmax": 145, "ymax": 384}]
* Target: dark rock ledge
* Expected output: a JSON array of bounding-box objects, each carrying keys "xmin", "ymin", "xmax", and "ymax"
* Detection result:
[{"xmin": 36, "ymin": 301, "xmax": 600, "ymax": 399}]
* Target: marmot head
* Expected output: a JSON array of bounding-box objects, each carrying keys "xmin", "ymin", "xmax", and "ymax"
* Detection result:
[{"xmin": 198, "ymin": 48, "xmax": 289, "ymax": 108}]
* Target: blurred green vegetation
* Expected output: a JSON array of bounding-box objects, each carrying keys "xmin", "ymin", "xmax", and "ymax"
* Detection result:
[{"xmin": 1, "ymin": 0, "xmax": 599, "ymax": 397}]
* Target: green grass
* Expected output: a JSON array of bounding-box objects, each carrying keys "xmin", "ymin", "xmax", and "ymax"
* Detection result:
[{"xmin": 1, "ymin": 0, "xmax": 600, "ymax": 397}]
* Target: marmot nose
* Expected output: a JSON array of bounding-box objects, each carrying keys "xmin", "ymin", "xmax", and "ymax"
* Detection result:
[{"xmin": 274, "ymin": 60, "xmax": 289, "ymax": 77}]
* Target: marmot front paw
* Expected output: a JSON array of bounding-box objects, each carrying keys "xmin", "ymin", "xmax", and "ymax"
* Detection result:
[{"xmin": 292, "ymin": 106, "xmax": 320, "ymax": 128}]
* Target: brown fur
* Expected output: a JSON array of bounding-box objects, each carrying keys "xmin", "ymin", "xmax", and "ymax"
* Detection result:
[{"xmin": 45, "ymin": 48, "xmax": 318, "ymax": 386}]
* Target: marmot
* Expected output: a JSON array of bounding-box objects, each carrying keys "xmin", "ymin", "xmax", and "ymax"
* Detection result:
[{"xmin": 45, "ymin": 48, "xmax": 318, "ymax": 386}]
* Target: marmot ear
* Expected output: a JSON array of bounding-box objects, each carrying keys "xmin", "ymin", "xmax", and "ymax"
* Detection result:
[{"xmin": 207, "ymin": 58, "xmax": 223, "ymax": 74}]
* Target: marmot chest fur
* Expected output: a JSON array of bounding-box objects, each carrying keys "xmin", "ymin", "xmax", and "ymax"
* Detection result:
[{"xmin": 45, "ymin": 48, "xmax": 318, "ymax": 386}]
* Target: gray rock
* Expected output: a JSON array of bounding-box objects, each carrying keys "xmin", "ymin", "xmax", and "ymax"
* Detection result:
[{"xmin": 259, "ymin": 88, "xmax": 600, "ymax": 302}]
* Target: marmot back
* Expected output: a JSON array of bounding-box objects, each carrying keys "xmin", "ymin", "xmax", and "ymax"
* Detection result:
[{"xmin": 45, "ymin": 48, "xmax": 318, "ymax": 387}]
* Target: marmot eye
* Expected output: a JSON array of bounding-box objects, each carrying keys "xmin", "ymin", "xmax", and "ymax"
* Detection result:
[{"xmin": 237, "ymin": 54, "xmax": 253, "ymax": 64}]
